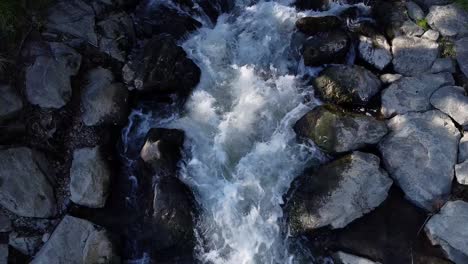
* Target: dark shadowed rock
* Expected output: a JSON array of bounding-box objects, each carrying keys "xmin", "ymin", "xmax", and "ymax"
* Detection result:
[
  {"xmin": 97, "ymin": 12, "xmax": 135, "ymax": 62},
  {"xmin": 392, "ymin": 36, "xmax": 439, "ymax": 76},
  {"xmin": 373, "ymin": 1, "xmax": 408, "ymax": 38},
  {"xmin": 302, "ymin": 31, "xmax": 350, "ymax": 67},
  {"xmin": 296, "ymin": 16, "xmax": 341, "ymax": 35},
  {"xmin": 333, "ymin": 251, "xmax": 380, "ymax": 264},
  {"xmin": 0, "ymin": 85, "xmax": 22, "ymax": 121},
  {"xmin": 294, "ymin": 0, "xmax": 330, "ymax": 11},
  {"xmin": 430, "ymin": 86, "xmax": 468, "ymax": 127}
]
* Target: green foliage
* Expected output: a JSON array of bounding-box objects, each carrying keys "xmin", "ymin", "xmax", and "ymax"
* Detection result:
[
  {"xmin": 455, "ymin": 0, "xmax": 468, "ymax": 11},
  {"xmin": 417, "ymin": 19, "xmax": 429, "ymax": 31}
]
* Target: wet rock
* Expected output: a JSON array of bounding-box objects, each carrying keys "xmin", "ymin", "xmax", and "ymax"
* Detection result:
[
  {"xmin": 0, "ymin": 85, "xmax": 22, "ymax": 121},
  {"xmin": 406, "ymin": 1, "xmax": 425, "ymax": 21},
  {"xmin": 25, "ymin": 42, "xmax": 81, "ymax": 109},
  {"xmin": 123, "ymin": 34, "xmax": 200, "ymax": 98},
  {"xmin": 9, "ymin": 232, "xmax": 42, "ymax": 256},
  {"xmin": 381, "ymin": 73, "xmax": 455, "ymax": 118},
  {"xmin": 32, "ymin": 215, "xmax": 119, "ymax": 264},
  {"xmin": 0, "ymin": 147, "xmax": 56, "ymax": 218},
  {"xmin": 294, "ymin": 105, "xmax": 388, "ymax": 153},
  {"xmin": 425, "ymin": 200, "xmax": 468, "ymax": 263},
  {"xmin": 456, "ymin": 37, "xmax": 468, "ymax": 78},
  {"xmin": 333, "ymin": 251, "xmax": 380, "ymax": 264},
  {"xmin": 295, "ymin": 16, "xmax": 341, "ymax": 35},
  {"xmin": 46, "ymin": 0, "xmax": 98, "ymax": 46},
  {"xmin": 288, "ymin": 151, "xmax": 392, "ymax": 233},
  {"xmin": 460, "ymin": 133, "xmax": 468, "ymax": 163},
  {"xmin": 430, "ymin": 86, "xmax": 468, "ymax": 127},
  {"xmin": 70, "ymin": 146, "xmax": 110, "ymax": 208},
  {"xmin": 294, "ymin": 0, "xmax": 330, "ymax": 11},
  {"xmin": 427, "ymin": 4, "xmax": 468, "ymax": 39},
  {"xmin": 378, "ymin": 110, "xmax": 460, "ymax": 211},
  {"xmin": 380, "ymin": 73, "xmax": 402, "ymax": 84},
  {"xmin": 97, "ymin": 12, "xmax": 135, "ymax": 62},
  {"xmin": 422, "ymin": 29, "xmax": 440, "ymax": 41},
  {"xmin": 456, "ymin": 160, "xmax": 468, "ymax": 185},
  {"xmin": 81, "ymin": 67, "xmax": 128, "ymax": 127},
  {"xmin": 392, "ymin": 36, "xmax": 439, "ymax": 76},
  {"xmin": 313, "ymin": 65, "xmax": 381, "ymax": 106},
  {"xmin": 430, "ymin": 58, "xmax": 456, "ymax": 73},
  {"xmin": 400, "ymin": 20, "xmax": 424, "ymax": 37},
  {"xmin": 358, "ymin": 34, "xmax": 392, "ymax": 70},
  {"xmin": 302, "ymin": 30, "xmax": 350, "ymax": 67},
  {"xmin": 373, "ymin": 1, "xmax": 408, "ymax": 38},
  {"xmin": 0, "ymin": 212, "xmax": 11, "ymax": 233}
]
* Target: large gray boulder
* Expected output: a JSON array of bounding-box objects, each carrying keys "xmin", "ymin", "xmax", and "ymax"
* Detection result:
[
  {"xmin": 70, "ymin": 146, "xmax": 110, "ymax": 208},
  {"xmin": 392, "ymin": 36, "xmax": 439, "ymax": 76},
  {"xmin": 378, "ymin": 110, "xmax": 460, "ymax": 211},
  {"xmin": 31, "ymin": 216, "xmax": 119, "ymax": 264},
  {"xmin": 426, "ymin": 4, "xmax": 468, "ymax": 39},
  {"xmin": 97, "ymin": 12, "xmax": 135, "ymax": 62},
  {"xmin": 81, "ymin": 67, "xmax": 128, "ymax": 126},
  {"xmin": 456, "ymin": 37, "xmax": 468, "ymax": 78},
  {"xmin": 294, "ymin": 105, "xmax": 388, "ymax": 153},
  {"xmin": 313, "ymin": 65, "xmax": 381, "ymax": 106},
  {"xmin": 460, "ymin": 133, "xmax": 468, "ymax": 163},
  {"xmin": 0, "ymin": 147, "xmax": 56, "ymax": 218},
  {"xmin": 0, "ymin": 85, "xmax": 22, "ymax": 121},
  {"xmin": 288, "ymin": 152, "xmax": 392, "ymax": 233},
  {"xmin": 358, "ymin": 34, "xmax": 392, "ymax": 70},
  {"xmin": 425, "ymin": 200, "xmax": 468, "ymax": 263},
  {"xmin": 380, "ymin": 73, "xmax": 454, "ymax": 118},
  {"xmin": 430, "ymin": 86, "xmax": 468, "ymax": 127},
  {"xmin": 25, "ymin": 42, "xmax": 81, "ymax": 109}
]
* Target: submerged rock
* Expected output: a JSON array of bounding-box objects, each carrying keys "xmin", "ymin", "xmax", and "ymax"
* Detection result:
[
  {"xmin": 456, "ymin": 38, "xmax": 468, "ymax": 78},
  {"xmin": 378, "ymin": 110, "xmax": 460, "ymax": 211},
  {"xmin": 0, "ymin": 85, "xmax": 22, "ymax": 121},
  {"xmin": 427, "ymin": 4, "xmax": 468, "ymax": 39},
  {"xmin": 392, "ymin": 36, "xmax": 439, "ymax": 76},
  {"xmin": 313, "ymin": 65, "xmax": 381, "ymax": 106},
  {"xmin": 287, "ymin": 151, "xmax": 392, "ymax": 233},
  {"xmin": 295, "ymin": 16, "xmax": 341, "ymax": 35},
  {"xmin": 294, "ymin": 105, "xmax": 388, "ymax": 153},
  {"xmin": 430, "ymin": 86, "xmax": 468, "ymax": 127},
  {"xmin": 358, "ymin": 34, "xmax": 392, "ymax": 70}
]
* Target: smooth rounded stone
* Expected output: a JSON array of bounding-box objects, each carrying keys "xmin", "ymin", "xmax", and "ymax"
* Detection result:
[
  {"xmin": 380, "ymin": 73, "xmax": 402, "ymax": 84},
  {"xmin": 431, "ymin": 58, "xmax": 456, "ymax": 73},
  {"xmin": 456, "ymin": 38, "xmax": 468, "ymax": 78},
  {"xmin": 83, "ymin": 230, "xmax": 120, "ymax": 264},
  {"xmin": 333, "ymin": 251, "xmax": 381, "ymax": 264},
  {"xmin": 25, "ymin": 42, "xmax": 81, "ymax": 109},
  {"xmin": 392, "ymin": 36, "xmax": 439, "ymax": 76},
  {"xmin": 0, "ymin": 85, "xmax": 22, "ymax": 121},
  {"xmin": 378, "ymin": 110, "xmax": 460, "ymax": 211},
  {"xmin": 460, "ymin": 133, "xmax": 468, "ymax": 163},
  {"xmin": 0, "ymin": 147, "xmax": 56, "ymax": 218},
  {"xmin": 456, "ymin": 160, "xmax": 468, "ymax": 185},
  {"xmin": 313, "ymin": 65, "xmax": 381, "ymax": 106},
  {"xmin": 302, "ymin": 30, "xmax": 350, "ymax": 67},
  {"xmin": 406, "ymin": 1, "xmax": 425, "ymax": 21},
  {"xmin": 422, "ymin": 29, "xmax": 440, "ymax": 41},
  {"xmin": 430, "ymin": 86, "xmax": 468, "ymax": 127},
  {"xmin": 294, "ymin": 105, "xmax": 388, "ymax": 153},
  {"xmin": 31, "ymin": 215, "xmax": 119, "ymax": 264},
  {"xmin": 46, "ymin": 0, "xmax": 98, "ymax": 45},
  {"xmin": 9, "ymin": 232, "xmax": 42, "ymax": 256},
  {"xmin": 287, "ymin": 152, "xmax": 392, "ymax": 233},
  {"xmin": 97, "ymin": 12, "xmax": 135, "ymax": 62},
  {"xmin": 380, "ymin": 73, "xmax": 455, "ymax": 118},
  {"xmin": 0, "ymin": 212, "xmax": 11, "ymax": 233},
  {"xmin": 425, "ymin": 200, "xmax": 468, "ymax": 263},
  {"xmin": 70, "ymin": 146, "xmax": 110, "ymax": 208},
  {"xmin": 81, "ymin": 67, "xmax": 128, "ymax": 126},
  {"xmin": 400, "ymin": 20, "xmax": 424, "ymax": 37},
  {"xmin": 295, "ymin": 16, "xmax": 341, "ymax": 35},
  {"xmin": 358, "ymin": 35, "xmax": 392, "ymax": 70},
  {"xmin": 427, "ymin": 4, "xmax": 468, "ymax": 39}
]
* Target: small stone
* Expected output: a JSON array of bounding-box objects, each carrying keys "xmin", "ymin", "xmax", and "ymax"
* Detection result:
[
  {"xmin": 427, "ymin": 4, "xmax": 468, "ymax": 38},
  {"xmin": 422, "ymin": 29, "xmax": 440, "ymax": 41},
  {"xmin": 392, "ymin": 36, "xmax": 439, "ymax": 76},
  {"xmin": 456, "ymin": 160, "xmax": 468, "ymax": 185},
  {"xmin": 400, "ymin": 20, "xmax": 424, "ymax": 37},
  {"xmin": 430, "ymin": 86, "xmax": 468, "ymax": 127},
  {"xmin": 431, "ymin": 58, "xmax": 456, "ymax": 73},
  {"xmin": 0, "ymin": 85, "xmax": 22, "ymax": 121},
  {"xmin": 380, "ymin": 73, "xmax": 402, "ymax": 84},
  {"xmin": 406, "ymin": 1, "xmax": 425, "ymax": 21},
  {"xmin": 358, "ymin": 35, "xmax": 392, "ymax": 70},
  {"xmin": 456, "ymin": 37, "xmax": 468, "ymax": 78}
]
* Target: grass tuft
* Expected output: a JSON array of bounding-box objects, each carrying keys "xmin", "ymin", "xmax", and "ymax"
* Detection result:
[{"xmin": 416, "ymin": 19, "xmax": 429, "ymax": 31}]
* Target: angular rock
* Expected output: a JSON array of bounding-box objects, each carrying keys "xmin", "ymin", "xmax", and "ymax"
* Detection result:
[
  {"xmin": 456, "ymin": 160, "xmax": 468, "ymax": 185},
  {"xmin": 32, "ymin": 216, "xmax": 119, "ymax": 264},
  {"xmin": 46, "ymin": 0, "xmax": 98, "ymax": 45},
  {"xmin": 456, "ymin": 37, "xmax": 468, "ymax": 78},
  {"xmin": 97, "ymin": 12, "xmax": 135, "ymax": 62},
  {"xmin": 460, "ymin": 133, "xmax": 468, "ymax": 163},
  {"xmin": 81, "ymin": 67, "xmax": 128, "ymax": 126},
  {"xmin": 378, "ymin": 110, "xmax": 460, "ymax": 210},
  {"xmin": 313, "ymin": 65, "xmax": 381, "ymax": 106},
  {"xmin": 294, "ymin": 105, "xmax": 388, "ymax": 153},
  {"xmin": 333, "ymin": 251, "xmax": 380, "ymax": 264},
  {"xmin": 358, "ymin": 34, "xmax": 392, "ymax": 70},
  {"xmin": 288, "ymin": 152, "xmax": 392, "ymax": 233},
  {"xmin": 0, "ymin": 85, "xmax": 22, "ymax": 121},
  {"xmin": 9, "ymin": 232, "xmax": 42, "ymax": 256},
  {"xmin": 25, "ymin": 42, "xmax": 81, "ymax": 109},
  {"xmin": 427, "ymin": 4, "xmax": 468, "ymax": 39},
  {"xmin": 430, "ymin": 86, "xmax": 468, "ymax": 127},
  {"xmin": 392, "ymin": 36, "xmax": 439, "ymax": 76},
  {"xmin": 422, "ymin": 29, "xmax": 440, "ymax": 41},
  {"xmin": 83, "ymin": 230, "xmax": 120, "ymax": 264},
  {"xmin": 406, "ymin": 1, "xmax": 425, "ymax": 21},
  {"xmin": 302, "ymin": 30, "xmax": 350, "ymax": 67},
  {"xmin": 425, "ymin": 200, "xmax": 468, "ymax": 263},
  {"xmin": 0, "ymin": 147, "xmax": 56, "ymax": 218},
  {"xmin": 430, "ymin": 58, "xmax": 456, "ymax": 73},
  {"xmin": 295, "ymin": 16, "xmax": 341, "ymax": 35},
  {"xmin": 381, "ymin": 73, "xmax": 455, "ymax": 118},
  {"xmin": 70, "ymin": 146, "xmax": 110, "ymax": 208},
  {"xmin": 400, "ymin": 20, "xmax": 424, "ymax": 37},
  {"xmin": 380, "ymin": 73, "xmax": 402, "ymax": 84}
]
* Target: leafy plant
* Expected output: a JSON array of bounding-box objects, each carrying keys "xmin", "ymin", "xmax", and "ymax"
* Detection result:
[{"xmin": 416, "ymin": 19, "xmax": 429, "ymax": 31}]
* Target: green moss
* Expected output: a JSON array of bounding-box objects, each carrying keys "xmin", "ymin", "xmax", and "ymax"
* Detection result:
[
  {"xmin": 416, "ymin": 19, "xmax": 429, "ymax": 31},
  {"xmin": 440, "ymin": 38, "xmax": 457, "ymax": 58}
]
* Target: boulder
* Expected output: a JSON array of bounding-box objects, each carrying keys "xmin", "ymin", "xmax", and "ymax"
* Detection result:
[
  {"xmin": 70, "ymin": 146, "xmax": 111, "ymax": 208},
  {"xmin": 358, "ymin": 34, "xmax": 392, "ymax": 70},
  {"xmin": 380, "ymin": 73, "xmax": 455, "ymax": 118},
  {"xmin": 295, "ymin": 16, "xmax": 341, "ymax": 35},
  {"xmin": 456, "ymin": 37, "xmax": 468, "ymax": 78},
  {"xmin": 427, "ymin": 4, "xmax": 468, "ymax": 39},
  {"xmin": 430, "ymin": 86, "xmax": 468, "ymax": 127},
  {"xmin": 31, "ymin": 216, "xmax": 119, "ymax": 264},
  {"xmin": 81, "ymin": 67, "xmax": 129, "ymax": 126},
  {"xmin": 378, "ymin": 110, "xmax": 460, "ymax": 211},
  {"xmin": 294, "ymin": 105, "xmax": 388, "ymax": 153},
  {"xmin": 287, "ymin": 151, "xmax": 392, "ymax": 234},
  {"xmin": 46, "ymin": 0, "xmax": 98, "ymax": 46},
  {"xmin": 400, "ymin": 20, "xmax": 424, "ymax": 37},
  {"xmin": 97, "ymin": 12, "xmax": 135, "ymax": 62},
  {"xmin": 25, "ymin": 42, "xmax": 81, "ymax": 109},
  {"xmin": 425, "ymin": 200, "xmax": 468, "ymax": 263},
  {"xmin": 312, "ymin": 65, "xmax": 381, "ymax": 106},
  {"xmin": 430, "ymin": 58, "xmax": 456, "ymax": 73},
  {"xmin": 422, "ymin": 29, "xmax": 440, "ymax": 41},
  {"xmin": 0, "ymin": 85, "xmax": 22, "ymax": 121},
  {"xmin": 0, "ymin": 147, "xmax": 56, "ymax": 218},
  {"xmin": 406, "ymin": 1, "xmax": 425, "ymax": 21},
  {"xmin": 333, "ymin": 251, "xmax": 381, "ymax": 264},
  {"xmin": 456, "ymin": 160, "xmax": 468, "ymax": 185},
  {"xmin": 392, "ymin": 36, "xmax": 439, "ymax": 76},
  {"xmin": 460, "ymin": 133, "xmax": 468, "ymax": 163},
  {"xmin": 373, "ymin": 1, "xmax": 409, "ymax": 38},
  {"xmin": 302, "ymin": 30, "xmax": 350, "ymax": 67}
]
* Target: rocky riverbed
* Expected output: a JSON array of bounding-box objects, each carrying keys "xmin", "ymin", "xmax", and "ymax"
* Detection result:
[{"xmin": 0, "ymin": 0, "xmax": 467, "ymax": 263}]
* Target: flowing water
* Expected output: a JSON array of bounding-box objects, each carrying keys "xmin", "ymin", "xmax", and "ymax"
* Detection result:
[{"xmin": 123, "ymin": 1, "xmax": 366, "ymax": 263}]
